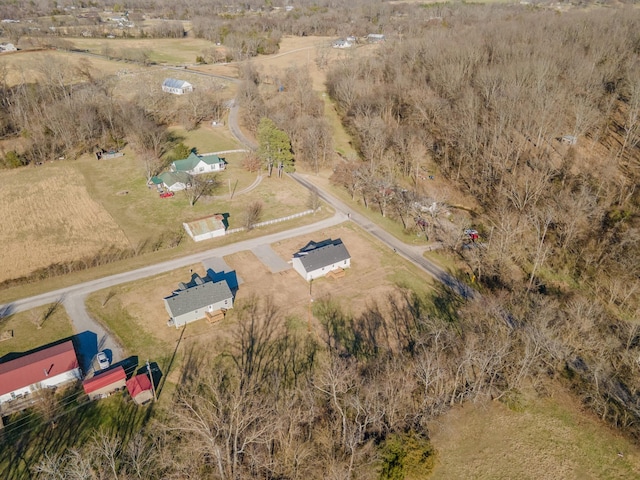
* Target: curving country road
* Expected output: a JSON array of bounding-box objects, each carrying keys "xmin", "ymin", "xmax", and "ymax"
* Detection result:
[{"xmin": 3, "ymin": 55, "xmax": 476, "ymax": 367}]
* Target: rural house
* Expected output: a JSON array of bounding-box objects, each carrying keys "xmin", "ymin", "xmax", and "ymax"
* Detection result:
[
  {"xmin": 164, "ymin": 273, "xmax": 234, "ymax": 328},
  {"xmin": 170, "ymin": 152, "xmax": 226, "ymax": 175},
  {"xmin": 0, "ymin": 340, "xmax": 81, "ymax": 406},
  {"xmin": 333, "ymin": 39, "xmax": 353, "ymax": 49},
  {"xmin": 367, "ymin": 33, "xmax": 385, "ymax": 43},
  {"xmin": 82, "ymin": 365, "xmax": 126, "ymax": 400},
  {"xmin": 183, "ymin": 213, "xmax": 228, "ymax": 241},
  {"xmin": 162, "ymin": 78, "xmax": 194, "ymax": 95},
  {"xmin": 154, "ymin": 171, "xmax": 191, "ymax": 192},
  {"xmin": 292, "ymin": 238, "xmax": 351, "ymax": 282},
  {"xmin": 0, "ymin": 42, "xmax": 17, "ymax": 52},
  {"xmin": 126, "ymin": 374, "xmax": 154, "ymax": 405}
]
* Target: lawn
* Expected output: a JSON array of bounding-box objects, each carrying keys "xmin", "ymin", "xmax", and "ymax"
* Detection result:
[
  {"xmin": 67, "ymin": 37, "xmax": 220, "ymax": 65},
  {"xmin": 0, "ymin": 303, "xmax": 74, "ymax": 358},
  {"xmin": 84, "ymin": 222, "xmax": 436, "ymax": 387},
  {"xmin": 428, "ymin": 391, "xmax": 640, "ymax": 480},
  {"xmin": 75, "ymin": 145, "xmax": 317, "ymax": 247}
]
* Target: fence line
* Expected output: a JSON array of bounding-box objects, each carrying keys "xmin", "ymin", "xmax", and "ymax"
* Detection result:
[{"xmin": 226, "ymin": 209, "xmax": 316, "ymax": 235}]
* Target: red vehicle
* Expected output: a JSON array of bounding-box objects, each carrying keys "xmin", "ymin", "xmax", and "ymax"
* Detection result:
[{"xmin": 160, "ymin": 191, "xmax": 174, "ymax": 198}]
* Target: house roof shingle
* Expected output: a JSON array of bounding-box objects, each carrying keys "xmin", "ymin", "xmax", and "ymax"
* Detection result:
[
  {"xmin": 164, "ymin": 279, "xmax": 233, "ymax": 318},
  {"xmin": 0, "ymin": 341, "xmax": 79, "ymax": 396},
  {"xmin": 294, "ymin": 238, "xmax": 351, "ymax": 272},
  {"xmin": 83, "ymin": 366, "xmax": 126, "ymax": 394}
]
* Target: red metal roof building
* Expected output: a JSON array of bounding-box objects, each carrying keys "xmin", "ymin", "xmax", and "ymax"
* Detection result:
[
  {"xmin": 126, "ymin": 374, "xmax": 154, "ymax": 405},
  {"xmin": 0, "ymin": 340, "xmax": 81, "ymax": 404},
  {"xmin": 83, "ymin": 366, "xmax": 127, "ymax": 400}
]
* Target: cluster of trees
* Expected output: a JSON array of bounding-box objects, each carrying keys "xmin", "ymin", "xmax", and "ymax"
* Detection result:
[
  {"xmin": 32, "ymin": 275, "xmax": 637, "ymax": 479},
  {"xmin": 0, "ymin": 56, "xmax": 224, "ymax": 169},
  {"xmin": 327, "ymin": 6, "xmax": 640, "ymax": 437},
  {"xmin": 238, "ymin": 64, "xmax": 333, "ymax": 173}
]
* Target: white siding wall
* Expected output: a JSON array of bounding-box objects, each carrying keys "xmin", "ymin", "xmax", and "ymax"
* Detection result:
[
  {"xmin": 0, "ymin": 369, "xmax": 81, "ymax": 404},
  {"xmin": 171, "ymin": 298, "xmax": 234, "ymax": 328},
  {"xmin": 293, "ymin": 258, "xmax": 351, "ymax": 282}
]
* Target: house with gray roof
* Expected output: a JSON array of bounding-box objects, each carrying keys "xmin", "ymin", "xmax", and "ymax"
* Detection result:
[
  {"xmin": 171, "ymin": 152, "xmax": 226, "ymax": 175},
  {"xmin": 162, "ymin": 78, "xmax": 193, "ymax": 95},
  {"xmin": 164, "ymin": 274, "xmax": 234, "ymax": 328},
  {"xmin": 292, "ymin": 238, "xmax": 351, "ymax": 282}
]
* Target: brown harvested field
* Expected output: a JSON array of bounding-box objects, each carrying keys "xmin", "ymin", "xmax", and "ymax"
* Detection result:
[
  {"xmin": 0, "ymin": 49, "xmax": 144, "ymax": 87},
  {"xmin": 198, "ymin": 35, "xmax": 380, "ymax": 92},
  {"xmin": 429, "ymin": 392, "xmax": 640, "ymax": 480},
  {"xmin": 0, "ymin": 162, "xmax": 130, "ymax": 283}
]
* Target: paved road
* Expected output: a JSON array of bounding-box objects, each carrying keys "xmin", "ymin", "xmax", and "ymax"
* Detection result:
[
  {"xmin": 1, "ymin": 212, "xmax": 347, "ymax": 318},
  {"xmin": 62, "ymin": 293, "xmax": 123, "ymax": 372},
  {"xmin": 290, "ymin": 173, "xmax": 476, "ymax": 300},
  {"xmin": 7, "ymin": 55, "xmax": 476, "ymax": 365}
]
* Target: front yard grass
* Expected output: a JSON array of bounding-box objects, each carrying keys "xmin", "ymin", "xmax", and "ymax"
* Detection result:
[{"xmin": 0, "ymin": 304, "xmax": 73, "ymax": 358}]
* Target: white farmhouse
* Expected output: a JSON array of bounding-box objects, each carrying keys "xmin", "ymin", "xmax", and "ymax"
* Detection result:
[
  {"xmin": 162, "ymin": 78, "xmax": 194, "ymax": 95},
  {"xmin": 170, "ymin": 152, "xmax": 226, "ymax": 175}
]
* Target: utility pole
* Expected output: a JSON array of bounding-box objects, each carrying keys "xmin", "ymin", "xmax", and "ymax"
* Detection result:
[
  {"xmin": 146, "ymin": 359, "xmax": 157, "ymax": 403},
  {"xmin": 308, "ymin": 279, "xmax": 313, "ymax": 333}
]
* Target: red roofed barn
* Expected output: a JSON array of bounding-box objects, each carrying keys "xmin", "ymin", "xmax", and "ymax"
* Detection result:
[
  {"xmin": 0, "ymin": 340, "xmax": 81, "ymax": 405},
  {"xmin": 126, "ymin": 374, "xmax": 154, "ymax": 405},
  {"xmin": 83, "ymin": 366, "xmax": 127, "ymax": 400}
]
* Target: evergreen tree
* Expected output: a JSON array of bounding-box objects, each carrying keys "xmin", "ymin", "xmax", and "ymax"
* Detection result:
[{"xmin": 257, "ymin": 117, "xmax": 294, "ymax": 174}]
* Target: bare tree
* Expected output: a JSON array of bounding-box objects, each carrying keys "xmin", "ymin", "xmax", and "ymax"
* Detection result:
[{"xmin": 243, "ymin": 200, "xmax": 263, "ymax": 230}]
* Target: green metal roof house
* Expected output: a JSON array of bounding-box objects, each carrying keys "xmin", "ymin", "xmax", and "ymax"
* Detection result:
[
  {"xmin": 170, "ymin": 152, "xmax": 226, "ymax": 175},
  {"xmin": 158, "ymin": 171, "xmax": 191, "ymax": 192}
]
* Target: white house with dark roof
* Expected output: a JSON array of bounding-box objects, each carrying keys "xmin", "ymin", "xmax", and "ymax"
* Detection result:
[
  {"xmin": 164, "ymin": 274, "xmax": 233, "ymax": 328},
  {"xmin": 292, "ymin": 238, "xmax": 351, "ymax": 282},
  {"xmin": 162, "ymin": 78, "xmax": 193, "ymax": 95}
]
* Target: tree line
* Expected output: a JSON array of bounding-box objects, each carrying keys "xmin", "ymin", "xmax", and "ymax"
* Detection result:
[{"xmin": 326, "ymin": 6, "xmax": 640, "ymax": 439}]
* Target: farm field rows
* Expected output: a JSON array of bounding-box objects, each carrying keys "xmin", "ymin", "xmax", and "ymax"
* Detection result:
[{"xmin": 0, "ymin": 163, "xmax": 130, "ymax": 283}]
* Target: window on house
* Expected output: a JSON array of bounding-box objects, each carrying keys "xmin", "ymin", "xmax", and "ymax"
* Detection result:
[{"xmin": 199, "ymin": 167, "xmax": 204, "ymax": 172}]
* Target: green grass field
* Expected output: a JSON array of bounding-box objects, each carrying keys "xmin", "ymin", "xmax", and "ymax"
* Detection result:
[
  {"xmin": 429, "ymin": 392, "xmax": 640, "ymax": 479},
  {"xmin": 0, "ymin": 304, "xmax": 74, "ymax": 358},
  {"xmin": 68, "ymin": 37, "xmax": 219, "ymax": 64}
]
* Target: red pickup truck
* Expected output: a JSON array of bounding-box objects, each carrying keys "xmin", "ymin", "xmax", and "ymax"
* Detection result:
[{"xmin": 160, "ymin": 191, "xmax": 174, "ymax": 198}]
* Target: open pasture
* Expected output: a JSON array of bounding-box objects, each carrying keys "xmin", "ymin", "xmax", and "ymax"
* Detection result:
[{"xmin": 429, "ymin": 392, "xmax": 640, "ymax": 480}]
